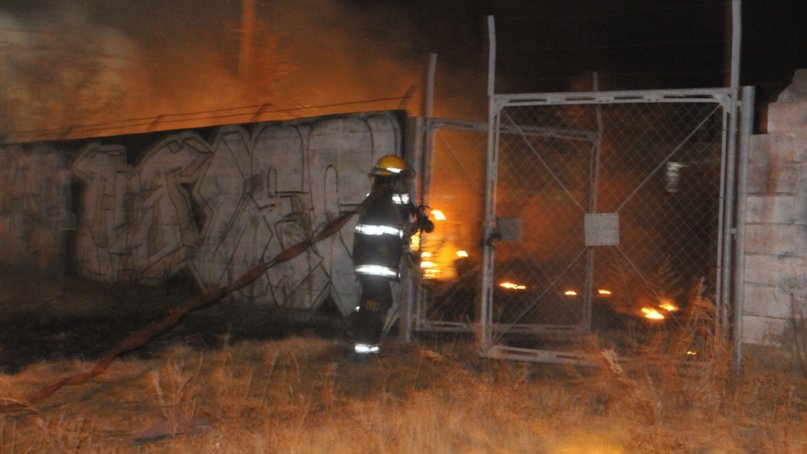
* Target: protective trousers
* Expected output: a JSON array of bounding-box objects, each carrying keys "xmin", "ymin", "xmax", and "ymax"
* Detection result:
[{"xmin": 353, "ymin": 275, "xmax": 393, "ymax": 345}]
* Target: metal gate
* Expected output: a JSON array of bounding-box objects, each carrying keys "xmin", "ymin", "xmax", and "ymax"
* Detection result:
[
  {"xmin": 412, "ymin": 118, "xmax": 487, "ymax": 334},
  {"xmin": 480, "ymin": 89, "xmax": 735, "ymax": 364}
]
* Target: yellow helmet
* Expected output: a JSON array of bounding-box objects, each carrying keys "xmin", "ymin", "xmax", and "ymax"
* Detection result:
[{"xmin": 370, "ymin": 154, "xmax": 414, "ymax": 178}]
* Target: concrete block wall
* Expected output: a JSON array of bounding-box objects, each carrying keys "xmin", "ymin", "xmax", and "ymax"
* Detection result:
[{"xmin": 742, "ymin": 69, "xmax": 807, "ymax": 345}]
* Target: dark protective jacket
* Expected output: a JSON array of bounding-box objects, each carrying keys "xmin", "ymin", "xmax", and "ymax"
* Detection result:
[{"xmin": 352, "ymin": 177, "xmax": 429, "ymax": 279}]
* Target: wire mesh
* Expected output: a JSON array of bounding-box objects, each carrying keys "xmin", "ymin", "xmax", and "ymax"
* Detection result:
[{"xmin": 486, "ymin": 95, "xmax": 728, "ymax": 357}]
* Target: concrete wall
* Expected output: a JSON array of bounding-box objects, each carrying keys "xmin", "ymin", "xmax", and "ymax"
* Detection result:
[
  {"xmin": 0, "ymin": 143, "xmax": 74, "ymax": 273},
  {"xmin": 742, "ymin": 69, "xmax": 807, "ymax": 345},
  {"xmin": 0, "ymin": 111, "xmax": 405, "ymax": 315}
]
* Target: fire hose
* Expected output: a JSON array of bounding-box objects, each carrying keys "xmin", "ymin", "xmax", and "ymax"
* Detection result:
[{"xmin": 0, "ymin": 185, "xmax": 394, "ymax": 413}]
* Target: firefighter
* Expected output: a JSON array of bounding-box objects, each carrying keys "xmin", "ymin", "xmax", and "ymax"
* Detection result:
[{"xmin": 351, "ymin": 154, "xmax": 433, "ymax": 355}]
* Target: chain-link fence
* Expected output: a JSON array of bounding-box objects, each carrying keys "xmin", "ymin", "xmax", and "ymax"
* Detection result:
[{"xmin": 479, "ymin": 90, "xmax": 734, "ymax": 362}]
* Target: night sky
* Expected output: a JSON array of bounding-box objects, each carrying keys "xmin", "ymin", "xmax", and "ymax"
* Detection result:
[{"xmin": 387, "ymin": 0, "xmax": 807, "ymax": 98}]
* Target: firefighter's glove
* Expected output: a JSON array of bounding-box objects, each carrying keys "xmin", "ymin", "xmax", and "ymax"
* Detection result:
[
  {"xmin": 416, "ymin": 205, "xmax": 434, "ymax": 233},
  {"xmin": 418, "ymin": 216, "xmax": 434, "ymax": 233}
]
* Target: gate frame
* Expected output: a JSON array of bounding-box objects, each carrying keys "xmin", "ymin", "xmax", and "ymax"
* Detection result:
[
  {"xmin": 410, "ymin": 117, "xmax": 601, "ymax": 336},
  {"xmin": 480, "ymin": 88, "xmax": 743, "ymax": 365},
  {"xmin": 413, "ymin": 116, "xmax": 487, "ymax": 335}
]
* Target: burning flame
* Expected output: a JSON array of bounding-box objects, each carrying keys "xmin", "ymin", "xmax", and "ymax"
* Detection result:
[
  {"xmin": 561, "ymin": 288, "xmax": 611, "ymax": 297},
  {"xmin": 658, "ymin": 296, "xmax": 679, "ymax": 312},
  {"xmin": 420, "ymin": 260, "xmax": 442, "ymax": 279},
  {"xmin": 499, "ymin": 281, "xmax": 526, "ymax": 291},
  {"xmin": 415, "ymin": 207, "xmax": 465, "ymax": 281},
  {"xmin": 641, "ymin": 307, "xmax": 665, "ymax": 320},
  {"xmin": 410, "ymin": 234, "xmax": 420, "ymax": 250}
]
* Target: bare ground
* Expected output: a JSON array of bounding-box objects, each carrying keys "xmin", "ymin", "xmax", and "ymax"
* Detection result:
[{"xmin": 0, "ymin": 270, "xmax": 337, "ymax": 374}]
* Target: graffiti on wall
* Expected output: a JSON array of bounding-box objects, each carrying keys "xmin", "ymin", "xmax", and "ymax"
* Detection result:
[
  {"xmin": 72, "ymin": 132, "xmax": 214, "ymax": 284},
  {"xmin": 1, "ymin": 112, "xmax": 403, "ymax": 315}
]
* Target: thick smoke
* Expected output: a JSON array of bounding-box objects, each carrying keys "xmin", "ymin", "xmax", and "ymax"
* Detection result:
[
  {"xmin": 0, "ymin": 0, "xmax": 486, "ymax": 141},
  {"xmin": 0, "ymin": 7, "xmax": 147, "ymax": 136}
]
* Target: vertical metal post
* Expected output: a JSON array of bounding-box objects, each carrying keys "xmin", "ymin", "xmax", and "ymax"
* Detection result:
[
  {"xmin": 731, "ymin": 1, "xmax": 742, "ymax": 95},
  {"xmin": 407, "ymin": 54, "xmax": 439, "ymax": 342},
  {"xmin": 480, "ymin": 15, "xmax": 497, "ymax": 350},
  {"xmin": 720, "ymin": 0, "xmax": 742, "ymax": 335},
  {"xmin": 583, "ymin": 72, "xmax": 603, "ymax": 332},
  {"xmin": 401, "ymin": 116, "xmax": 425, "ymax": 342},
  {"xmin": 421, "ymin": 54, "xmax": 438, "ymax": 211},
  {"xmin": 425, "ymin": 54, "xmax": 437, "ymax": 118},
  {"xmin": 733, "ymin": 85, "xmax": 754, "ymax": 372}
]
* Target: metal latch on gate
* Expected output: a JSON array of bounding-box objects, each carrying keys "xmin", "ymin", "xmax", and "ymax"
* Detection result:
[{"xmin": 486, "ymin": 216, "xmax": 522, "ymax": 246}]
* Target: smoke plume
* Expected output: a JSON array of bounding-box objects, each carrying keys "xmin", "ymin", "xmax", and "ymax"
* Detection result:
[{"xmin": 0, "ymin": 0, "xmax": 486, "ymax": 142}]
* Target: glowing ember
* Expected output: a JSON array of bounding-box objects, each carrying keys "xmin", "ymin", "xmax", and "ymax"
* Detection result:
[
  {"xmin": 432, "ymin": 210, "xmax": 447, "ymax": 221},
  {"xmin": 420, "ymin": 261, "xmax": 436, "ymax": 269},
  {"xmin": 456, "ymin": 250, "xmax": 468, "ymax": 258},
  {"xmin": 499, "ymin": 281, "xmax": 526, "ymax": 291},
  {"xmin": 421, "ymin": 251, "xmax": 432, "ymax": 258},
  {"xmin": 686, "ymin": 351, "xmax": 697, "ymax": 356},
  {"xmin": 563, "ymin": 290, "xmax": 578, "ymax": 297},
  {"xmin": 641, "ymin": 307, "xmax": 665, "ymax": 320},
  {"xmin": 597, "ymin": 289, "xmax": 612, "ymax": 296}
]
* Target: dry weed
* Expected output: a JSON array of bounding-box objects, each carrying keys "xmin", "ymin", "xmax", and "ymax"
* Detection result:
[{"xmin": 0, "ymin": 331, "xmax": 802, "ymax": 452}]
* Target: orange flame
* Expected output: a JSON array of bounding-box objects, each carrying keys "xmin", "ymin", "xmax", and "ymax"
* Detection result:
[
  {"xmin": 658, "ymin": 296, "xmax": 679, "ymax": 312},
  {"xmin": 641, "ymin": 307, "xmax": 665, "ymax": 320},
  {"xmin": 500, "ymin": 281, "xmax": 526, "ymax": 291}
]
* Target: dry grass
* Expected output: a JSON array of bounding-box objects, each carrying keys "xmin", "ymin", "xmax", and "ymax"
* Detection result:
[
  {"xmin": 0, "ymin": 272, "xmax": 805, "ymax": 453},
  {"xmin": 0, "ymin": 332, "xmax": 804, "ymax": 453}
]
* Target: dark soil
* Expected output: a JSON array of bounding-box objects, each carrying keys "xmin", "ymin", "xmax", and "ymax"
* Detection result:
[{"xmin": 0, "ymin": 271, "xmax": 346, "ymax": 374}]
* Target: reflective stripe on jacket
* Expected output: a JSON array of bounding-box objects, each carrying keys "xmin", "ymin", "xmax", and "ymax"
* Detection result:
[{"xmin": 352, "ymin": 182, "xmax": 416, "ymax": 279}]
